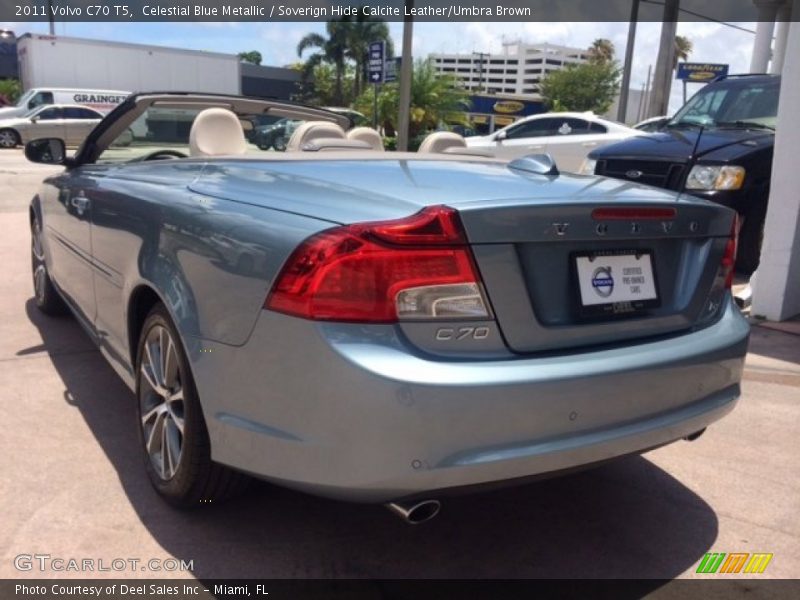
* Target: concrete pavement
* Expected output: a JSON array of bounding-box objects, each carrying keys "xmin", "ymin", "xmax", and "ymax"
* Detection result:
[{"xmin": 0, "ymin": 150, "xmax": 797, "ymax": 587}]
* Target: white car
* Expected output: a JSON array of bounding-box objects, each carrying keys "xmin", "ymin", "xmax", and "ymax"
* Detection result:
[{"xmin": 465, "ymin": 112, "xmax": 639, "ymax": 172}]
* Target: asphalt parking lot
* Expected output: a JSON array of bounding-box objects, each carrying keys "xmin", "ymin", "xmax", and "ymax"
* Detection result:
[{"xmin": 0, "ymin": 149, "xmax": 798, "ymax": 588}]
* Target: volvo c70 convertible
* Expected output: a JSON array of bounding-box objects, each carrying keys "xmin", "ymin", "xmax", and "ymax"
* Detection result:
[{"xmin": 25, "ymin": 93, "xmax": 748, "ymax": 524}]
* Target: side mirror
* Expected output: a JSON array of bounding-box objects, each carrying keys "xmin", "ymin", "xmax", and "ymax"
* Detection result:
[
  {"xmin": 30, "ymin": 116, "xmax": 39, "ymax": 123},
  {"xmin": 494, "ymin": 130, "xmax": 507, "ymax": 142},
  {"xmin": 25, "ymin": 138, "xmax": 66, "ymax": 165}
]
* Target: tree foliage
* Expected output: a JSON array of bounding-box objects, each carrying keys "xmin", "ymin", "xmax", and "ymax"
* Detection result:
[
  {"xmin": 587, "ymin": 38, "xmax": 615, "ymax": 64},
  {"xmin": 540, "ymin": 61, "xmax": 621, "ymax": 114},
  {"xmin": 238, "ymin": 51, "xmax": 262, "ymax": 65},
  {"xmin": 296, "ymin": 15, "xmax": 392, "ymax": 107},
  {"xmin": 291, "ymin": 62, "xmax": 356, "ymax": 107},
  {"xmin": 353, "ymin": 59, "xmax": 470, "ymax": 138},
  {"xmin": 673, "ymin": 35, "xmax": 693, "ymax": 70},
  {"xmin": 0, "ymin": 79, "xmax": 21, "ymax": 104}
]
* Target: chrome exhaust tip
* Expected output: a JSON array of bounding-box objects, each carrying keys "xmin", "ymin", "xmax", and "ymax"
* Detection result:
[
  {"xmin": 386, "ymin": 499, "xmax": 441, "ymax": 524},
  {"xmin": 684, "ymin": 428, "xmax": 706, "ymax": 442}
]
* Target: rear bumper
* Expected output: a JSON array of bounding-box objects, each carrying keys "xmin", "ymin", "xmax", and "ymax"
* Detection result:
[{"xmin": 192, "ymin": 299, "xmax": 749, "ymax": 503}]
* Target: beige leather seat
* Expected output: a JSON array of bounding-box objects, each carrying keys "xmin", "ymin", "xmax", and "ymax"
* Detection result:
[
  {"xmin": 346, "ymin": 127, "xmax": 384, "ymax": 151},
  {"xmin": 286, "ymin": 121, "xmax": 346, "ymax": 152},
  {"xmin": 189, "ymin": 108, "xmax": 247, "ymax": 157},
  {"xmin": 417, "ymin": 131, "xmax": 467, "ymax": 154}
]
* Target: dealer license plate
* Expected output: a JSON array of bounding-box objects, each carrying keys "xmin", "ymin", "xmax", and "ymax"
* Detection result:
[{"xmin": 574, "ymin": 251, "xmax": 659, "ymax": 315}]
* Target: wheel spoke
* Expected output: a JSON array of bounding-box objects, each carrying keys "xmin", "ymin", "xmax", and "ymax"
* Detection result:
[
  {"xmin": 141, "ymin": 404, "xmax": 164, "ymax": 427},
  {"xmin": 163, "ymin": 335, "xmax": 178, "ymax": 389},
  {"xmin": 165, "ymin": 417, "xmax": 182, "ymax": 478},
  {"xmin": 146, "ymin": 410, "xmax": 167, "ymax": 455},
  {"xmin": 159, "ymin": 417, "xmax": 168, "ymax": 478},
  {"xmin": 140, "ymin": 362, "xmax": 161, "ymax": 395},
  {"xmin": 170, "ymin": 411, "xmax": 185, "ymax": 435}
]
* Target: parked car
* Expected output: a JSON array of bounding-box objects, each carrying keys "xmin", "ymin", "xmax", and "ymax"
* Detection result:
[
  {"xmin": 25, "ymin": 92, "xmax": 748, "ymax": 522},
  {"xmin": 0, "ymin": 103, "xmax": 103, "ymax": 148},
  {"xmin": 633, "ymin": 116, "xmax": 670, "ymax": 132},
  {"xmin": 585, "ymin": 74, "xmax": 779, "ymax": 275},
  {"xmin": 0, "ymin": 87, "xmax": 129, "ymax": 120},
  {"xmin": 465, "ymin": 111, "xmax": 639, "ymax": 172},
  {"xmin": 252, "ymin": 117, "xmax": 302, "ymax": 151},
  {"xmin": 322, "ymin": 107, "xmax": 368, "ymax": 127}
]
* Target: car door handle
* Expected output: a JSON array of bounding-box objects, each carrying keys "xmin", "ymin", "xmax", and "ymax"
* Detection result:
[{"xmin": 71, "ymin": 195, "xmax": 89, "ymax": 216}]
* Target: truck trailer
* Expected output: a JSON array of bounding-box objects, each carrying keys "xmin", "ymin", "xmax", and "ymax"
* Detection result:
[{"xmin": 16, "ymin": 34, "xmax": 241, "ymax": 96}]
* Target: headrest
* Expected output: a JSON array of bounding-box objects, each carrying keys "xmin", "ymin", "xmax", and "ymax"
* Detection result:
[
  {"xmin": 189, "ymin": 108, "xmax": 247, "ymax": 157},
  {"xmin": 286, "ymin": 121, "xmax": 346, "ymax": 152},
  {"xmin": 346, "ymin": 127, "xmax": 385, "ymax": 151},
  {"xmin": 417, "ymin": 131, "xmax": 467, "ymax": 154}
]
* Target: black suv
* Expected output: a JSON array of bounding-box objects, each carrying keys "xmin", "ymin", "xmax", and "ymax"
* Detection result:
[{"xmin": 588, "ymin": 74, "xmax": 779, "ymax": 275}]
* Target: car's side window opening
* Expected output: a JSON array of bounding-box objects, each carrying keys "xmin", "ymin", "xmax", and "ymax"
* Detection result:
[
  {"xmin": 28, "ymin": 91, "xmax": 54, "ymax": 110},
  {"xmin": 99, "ymin": 107, "xmax": 322, "ymax": 162}
]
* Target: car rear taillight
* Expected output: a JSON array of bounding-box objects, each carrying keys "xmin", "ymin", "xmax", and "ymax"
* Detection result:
[
  {"xmin": 265, "ymin": 206, "xmax": 490, "ymax": 323},
  {"xmin": 720, "ymin": 215, "xmax": 738, "ymax": 289}
]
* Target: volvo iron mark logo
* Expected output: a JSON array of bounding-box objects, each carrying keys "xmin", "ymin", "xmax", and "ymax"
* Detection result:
[
  {"xmin": 626, "ymin": 170, "xmax": 644, "ymax": 179},
  {"xmin": 591, "ymin": 266, "xmax": 614, "ymax": 298}
]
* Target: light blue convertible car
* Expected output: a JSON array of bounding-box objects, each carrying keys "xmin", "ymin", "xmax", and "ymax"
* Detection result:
[{"xmin": 26, "ymin": 93, "xmax": 748, "ymax": 524}]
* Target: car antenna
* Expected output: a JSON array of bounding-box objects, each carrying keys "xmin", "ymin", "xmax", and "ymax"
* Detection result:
[{"xmin": 689, "ymin": 124, "xmax": 705, "ymax": 163}]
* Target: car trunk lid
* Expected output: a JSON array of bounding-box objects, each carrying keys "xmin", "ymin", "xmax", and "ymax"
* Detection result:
[{"xmin": 459, "ymin": 198, "xmax": 734, "ymax": 353}]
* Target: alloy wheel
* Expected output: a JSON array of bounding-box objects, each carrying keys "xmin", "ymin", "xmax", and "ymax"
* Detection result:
[
  {"xmin": 0, "ymin": 130, "xmax": 17, "ymax": 148},
  {"xmin": 32, "ymin": 221, "xmax": 47, "ymax": 303},
  {"xmin": 139, "ymin": 325, "xmax": 185, "ymax": 481}
]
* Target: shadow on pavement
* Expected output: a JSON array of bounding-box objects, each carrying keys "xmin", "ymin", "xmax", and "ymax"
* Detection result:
[
  {"xmin": 25, "ymin": 297, "xmax": 719, "ymax": 582},
  {"xmin": 746, "ymin": 325, "xmax": 800, "ymax": 366}
]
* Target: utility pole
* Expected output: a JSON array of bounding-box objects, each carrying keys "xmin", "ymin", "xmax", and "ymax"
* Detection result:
[
  {"xmin": 396, "ymin": 3, "xmax": 414, "ymax": 151},
  {"xmin": 473, "ymin": 51, "xmax": 489, "ymax": 93},
  {"xmin": 617, "ymin": 0, "xmax": 639, "ymax": 123},
  {"xmin": 648, "ymin": 0, "xmax": 679, "ymax": 118},
  {"xmin": 47, "ymin": 0, "xmax": 55, "ymax": 34}
]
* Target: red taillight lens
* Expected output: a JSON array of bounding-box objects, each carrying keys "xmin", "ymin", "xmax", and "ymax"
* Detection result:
[
  {"xmin": 720, "ymin": 214, "xmax": 738, "ymax": 289},
  {"xmin": 265, "ymin": 206, "xmax": 488, "ymax": 323}
]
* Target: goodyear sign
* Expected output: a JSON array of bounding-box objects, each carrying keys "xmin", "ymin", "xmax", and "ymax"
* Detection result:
[
  {"xmin": 676, "ymin": 63, "xmax": 729, "ymax": 82},
  {"xmin": 493, "ymin": 100, "xmax": 526, "ymax": 114}
]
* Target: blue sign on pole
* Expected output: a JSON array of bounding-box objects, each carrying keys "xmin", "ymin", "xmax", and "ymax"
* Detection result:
[
  {"xmin": 368, "ymin": 41, "xmax": 385, "ymax": 84},
  {"xmin": 384, "ymin": 57, "xmax": 400, "ymax": 83},
  {"xmin": 676, "ymin": 63, "xmax": 729, "ymax": 82}
]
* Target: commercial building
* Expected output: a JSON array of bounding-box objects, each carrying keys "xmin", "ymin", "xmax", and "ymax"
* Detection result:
[
  {"xmin": 431, "ymin": 41, "xmax": 589, "ymax": 96},
  {"xmin": 0, "ymin": 30, "xmax": 17, "ymax": 80}
]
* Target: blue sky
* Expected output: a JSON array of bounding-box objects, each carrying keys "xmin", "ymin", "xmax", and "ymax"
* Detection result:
[{"xmin": 2, "ymin": 20, "xmax": 758, "ymax": 113}]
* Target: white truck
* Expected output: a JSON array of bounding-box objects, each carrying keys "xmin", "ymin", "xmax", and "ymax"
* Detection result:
[{"xmin": 16, "ymin": 34, "xmax": 241, "ymax": 96}]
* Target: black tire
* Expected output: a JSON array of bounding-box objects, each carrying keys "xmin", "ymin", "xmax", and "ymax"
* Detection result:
[
  {"xmin": 136, "ymin": 304, "xmax": 249, "ymax": 508},
  {"xmin": 31, "ymin": 216, "xmax": 68, "ymax": 316},
  {"xmin": 272, "ymin": 136, "xmax": 287, "ymax": 152},
  {"xmin": 0, "ymin": 128, "xmax": 20, "ymax": 149}
]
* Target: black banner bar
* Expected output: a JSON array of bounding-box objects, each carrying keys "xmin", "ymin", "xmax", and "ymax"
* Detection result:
[{"xmin": 1, "ymin": 0, "xmax": 781, "ymax": 23}]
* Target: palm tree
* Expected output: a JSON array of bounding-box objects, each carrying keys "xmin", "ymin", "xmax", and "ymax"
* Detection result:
[
  {"xmin": 673, "ymin": 35, "xmax": 693, "ymax": 70},
  {"xmin": 343, "ymin": 12, "xmax": 393, "ymax": 98},
  {"xmin": 297, "ymin": 20, "xmax": 350, "ymax": 105},
  {"xmin": 355, "ymin": 59, "xmax": 470, "ymax": 139},
  {"xmin": 588, "ymin": 39, "xmax": 615, "ymax": 64}
]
